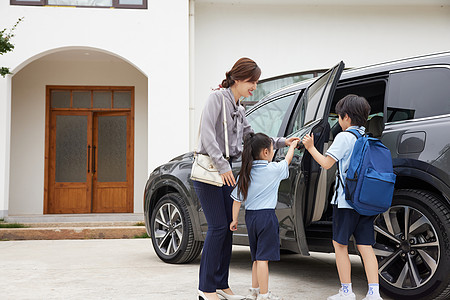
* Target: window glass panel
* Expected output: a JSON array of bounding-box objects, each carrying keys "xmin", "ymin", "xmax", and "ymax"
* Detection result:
[
  {"xmin": 113, "ymin": 91, "xmax": 131, "ymax": 108},
  {"xmin": 291, "ymin": 97, "xmax": 306, "ymax": 134},
  {"xmin": 387, "ymin": 68, "xmax": 450, "ymax": 121},
  {"xmin": 93, "ymin": 91, "xmax": 111, "ymax": 108},
  {"xmin": 73, "ymin": 91, "xmax": 91, "ymax": 108},
  {"xmin": 304, "ymin": 67, "xmax": 339, "ymax": 125},
  {"xmin": 55, "ymin": 115, "xmax": 87, "ymax": 182},
  {"xmin": 246, "ymin": 94, "xmax": 295, "ymax": 137},
  {"xmin": 119, "ymin": 0, "xmax": 142, "ymax": 4},
  {"xmin": 48, "ymin": 0, "xmax": 112, "ymax": 6},
  {"xmin": 51, "ymin": 91, "xmax": 70, "ymax": 108},
  {"xmin": 97, "ymin": 116, "xmax": 127, "ymax": 182}
]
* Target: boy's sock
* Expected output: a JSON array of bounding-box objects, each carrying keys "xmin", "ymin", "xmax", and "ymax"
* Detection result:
[
  {"xmin": 367, "ymin": 284, "xmax": 380, "ymax": 296},
  {"xmin": 341, "ymin": 283, "xmax": 353, "ymax": 295}
]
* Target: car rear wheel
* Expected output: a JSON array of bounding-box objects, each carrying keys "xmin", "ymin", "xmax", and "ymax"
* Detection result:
[
  {"xmin": 373, "ymin": 189, "xmax": 450, "ymax": 300},
  {"xmin": 150, "ymin": 193, "xmax": 203, "ymax": 264}
]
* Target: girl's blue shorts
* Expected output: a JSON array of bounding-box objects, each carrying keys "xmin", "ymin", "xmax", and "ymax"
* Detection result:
[
  {"xmin": 245, "ymin": 209, "xmax": 280, "ymax": 262},
  {"xmin": 332, "ymin": 205, "xmax": 376, "ymax": 246}
]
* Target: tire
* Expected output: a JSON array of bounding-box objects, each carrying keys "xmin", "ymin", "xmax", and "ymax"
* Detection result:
[
  {"xmin": 150, "ymin": 193, "xmax": 203, "ymax": 264},
  {"xmin": 373, "ymin": 189, "xmax": 450, "ymax": 300}
]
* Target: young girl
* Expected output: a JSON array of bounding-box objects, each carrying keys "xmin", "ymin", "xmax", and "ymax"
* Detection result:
[{"xmin": 230, "ymin": 133, "xmax": 299, "ymax": 300}]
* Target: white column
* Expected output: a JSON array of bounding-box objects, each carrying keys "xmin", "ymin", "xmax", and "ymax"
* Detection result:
[{"xmin": 0, "ymin": 75, "xmax": 11, "ymax": 218}]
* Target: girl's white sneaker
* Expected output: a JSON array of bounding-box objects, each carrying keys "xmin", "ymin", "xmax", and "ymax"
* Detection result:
[
  {"xmin": 246, "ymin": 288, "xmax": 259, "ymax": 300},
  {"xmin": 256, "ymin": 291, "xmax": 281, "ymax": 300}
]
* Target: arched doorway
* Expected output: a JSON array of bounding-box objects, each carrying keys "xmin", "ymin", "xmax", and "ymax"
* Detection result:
[{"xmin": 9, "ymin": 47, "xmax": 148, "ymax": 215}]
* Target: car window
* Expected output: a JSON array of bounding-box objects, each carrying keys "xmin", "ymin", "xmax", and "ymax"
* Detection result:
[
  {"xmin": 387, "ymin": 67, "xmax": 450, "ymax": 122},
  {"xmin": 246, "ymin": 93, "xmax": 296, "ymax": 137},
  {"xmin": 303, "ymin": 62, "xmax": 344, "ymax": 126},
  {"xmin": 291, "ymin": 96, "xmax": 306, "ymax": 134}
]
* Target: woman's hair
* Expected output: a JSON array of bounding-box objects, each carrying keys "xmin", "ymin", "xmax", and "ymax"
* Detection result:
[
  {"xmin": 221, "ymin": 58, "xmax": 261, "ymax": 88},
  {"xmin": 335, "ymin": 94, "xmax": 371, "ymax": 126},
  {"xmin": 236, "ymin": 132, "xmax": 272, "ymax": 200}
]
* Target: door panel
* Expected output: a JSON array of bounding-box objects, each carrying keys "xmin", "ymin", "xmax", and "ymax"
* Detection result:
[
  {"xmin": 49, "ymin": 112, "xmax": 92, "ymax": 213},
  {"xmin": 92, "ymin": 112, "xmax": 132, "ymax": 213}
]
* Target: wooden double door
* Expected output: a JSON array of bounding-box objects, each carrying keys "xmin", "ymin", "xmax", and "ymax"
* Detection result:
[{"xmin": 46, "ymin": 87, "xmax": 134, "ymax": 214}]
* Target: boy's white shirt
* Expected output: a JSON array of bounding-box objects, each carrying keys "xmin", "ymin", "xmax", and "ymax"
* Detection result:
[{"xmin": 326, "ymin": 126, "xmax": 366, "ymax": 209}]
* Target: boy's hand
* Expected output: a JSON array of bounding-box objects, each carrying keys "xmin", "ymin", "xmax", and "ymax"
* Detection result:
[
  {"xmin": 285, "ymin": 137, "xmax": 300, "ymax": 146},
  {"xmin": 302, "ymin": 133, "xmax": 314, "ymax": 150},
  {"xmin": 230, "ymin": 220, "xmax": 238, "ymax": 231}
]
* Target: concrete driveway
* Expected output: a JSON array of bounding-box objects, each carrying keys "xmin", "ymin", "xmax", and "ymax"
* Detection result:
[{"xmin": 0, "ymin": 239, "xmax": 392, "ymax": 300}]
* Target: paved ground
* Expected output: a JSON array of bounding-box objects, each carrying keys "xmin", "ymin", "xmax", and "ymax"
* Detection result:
[{"xmin": 0, "ymin": 239, "xmax": 392, "ymax": 300}]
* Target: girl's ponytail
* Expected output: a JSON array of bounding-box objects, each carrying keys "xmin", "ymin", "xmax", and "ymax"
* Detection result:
[{"xmin": 236, "ymin": 132, "xmax": 272, "ymax": 200}]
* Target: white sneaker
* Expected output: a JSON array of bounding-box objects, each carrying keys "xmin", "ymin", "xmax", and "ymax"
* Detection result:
[
  {"xmin": 327, "ymin": 289, "xmax": 356, "ymax": 300},
  {"xmin": 256, "ymin": 291, "xmax": 282, "ymax": 300},
  {"xmin": 362, "ymin": 295, "xmax": 383, "ymax": 300},
  {"xmin": 246, "ymin": 288, "xmax": 259, "ymax": 300}
]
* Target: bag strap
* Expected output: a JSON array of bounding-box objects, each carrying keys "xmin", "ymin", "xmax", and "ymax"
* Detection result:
[
  {"xmin": 333, "ymin": 129, "xmax": 361, "ymax": 203},
  {"xmin": 195, "ymin": 93, "xmax": 229, "ymax": 159}
]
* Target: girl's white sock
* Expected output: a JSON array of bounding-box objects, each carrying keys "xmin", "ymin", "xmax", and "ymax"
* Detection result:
[{"xmin": 341, "ymin": 283, "xmax": 353, "ymax": 295}]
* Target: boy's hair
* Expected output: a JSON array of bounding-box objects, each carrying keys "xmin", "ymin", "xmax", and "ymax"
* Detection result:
[
  {"xmin": 335, "ymin": 94, "xmax": 371, "ymax": 127},
  {"xmin": 236, "ymin": 132, "xmax": 272, "ymax": 201}
]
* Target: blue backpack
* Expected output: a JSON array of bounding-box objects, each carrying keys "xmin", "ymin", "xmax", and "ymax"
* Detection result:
[{"xmin": 337, "ymin": 129, "xmax": 396, "ymax": 216}]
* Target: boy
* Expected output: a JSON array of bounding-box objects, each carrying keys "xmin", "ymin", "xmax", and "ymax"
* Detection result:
[{"xmin": 302, "ymin": 94, "xmax": 382, "ymax": 300}]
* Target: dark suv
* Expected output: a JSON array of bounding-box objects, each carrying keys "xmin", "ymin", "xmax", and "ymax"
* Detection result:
[{"xmin": 144, "ymin": 52, "xmax": 450, "ymax": 300}]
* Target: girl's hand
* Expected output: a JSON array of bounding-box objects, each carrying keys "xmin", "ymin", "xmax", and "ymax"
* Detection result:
[
  {"xmin": 302, "ymin": 133, "xmax": 314, "ymax": 150},
  {"xmin": 290, "ymin": 139, "xmax": 299, "ymax": 148},
  {"xmin": 285, "ymin": 137, "xmax": 301, "ymax": 146},
  {"xmin": 230, "ymin": 220, "xmax": 238, "ymax": 231},
  {"xmin": 221, "ymin": 170, "xmax": 236, "ymax": 186}
]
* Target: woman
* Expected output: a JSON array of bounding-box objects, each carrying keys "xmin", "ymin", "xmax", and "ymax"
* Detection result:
[{"xmin": 194, "ymin": 58, "xmax": 299, "ymax": 300}]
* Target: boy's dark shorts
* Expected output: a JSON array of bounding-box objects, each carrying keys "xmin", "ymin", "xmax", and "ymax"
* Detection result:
[
  {"xmin": 245, "ymin": 209, "xmax": 280, "ymax": 261},
  {"xmin": 332, "ymin": 205, "xmax": 376, "ymax": 246}
]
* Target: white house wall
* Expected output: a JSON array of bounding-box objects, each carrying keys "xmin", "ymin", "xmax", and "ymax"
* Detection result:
[
  {"xmin": 192, "ymin": 3, "xmax": 450, "ymax": 148},
  {"xmin": 0, "ymin": 1, "xmax": 189, "ymax": 216}
]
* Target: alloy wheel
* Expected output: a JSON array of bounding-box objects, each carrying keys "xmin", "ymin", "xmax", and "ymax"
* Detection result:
[
  {"xmin": 153, "ymin": 202, "xmax": 184, "ymax": 256},
  {"xmin": 373, "ymin": 205, "xmax": 440, "ymax": 290}
]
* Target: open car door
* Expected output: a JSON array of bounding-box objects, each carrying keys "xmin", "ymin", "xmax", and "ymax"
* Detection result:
[{"xmin": 276, "ymin": 61, "xmax": 344, "ymax": 255}]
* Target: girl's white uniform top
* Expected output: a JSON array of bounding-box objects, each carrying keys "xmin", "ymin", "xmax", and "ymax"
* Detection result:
[{"xmin": 231, "ymin": 160, "xmax": 289, "ymax": 210}]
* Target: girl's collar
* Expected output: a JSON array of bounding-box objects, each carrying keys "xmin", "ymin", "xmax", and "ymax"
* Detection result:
[{"xmin": 252, "ymin": 160, "xmax": 269, "ymax": 165}]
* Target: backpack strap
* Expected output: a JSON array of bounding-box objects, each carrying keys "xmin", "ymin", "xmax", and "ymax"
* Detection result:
[
  {"xmin": 332, "ymin": 128, "xmax": 362, "ymax": 203},
  {"xmin": 345, "ymin": 128, "xmax": 362, "ymax": 139}
]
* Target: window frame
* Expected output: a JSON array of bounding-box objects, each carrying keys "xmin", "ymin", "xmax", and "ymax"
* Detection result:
[{"xmin": 10, "ymin": 0, "xmax": 147, "ymax": 9}]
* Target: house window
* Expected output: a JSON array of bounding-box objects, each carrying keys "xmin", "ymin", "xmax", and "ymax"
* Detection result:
[{"xmin": 10, "ymin": 0, "xmax": 147, "ymax": 9}]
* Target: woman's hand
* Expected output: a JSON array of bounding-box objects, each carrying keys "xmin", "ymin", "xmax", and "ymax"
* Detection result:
[
  {"xmin": 230, "ymin": 220, "xmax": 238, "ymax": 231},
  {"xmin": 285, "ymin": 137, "xmax": 301, "ymax": 146},
  {"xmin": 221, "ymin": 170, "xmax": 236, "ymax": 186}
]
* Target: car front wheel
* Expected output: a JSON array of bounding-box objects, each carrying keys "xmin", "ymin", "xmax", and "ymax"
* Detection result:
[
  {"xmin": 373, "ymin": 189, "xmax": 450, "ymax": 300},
  {"xmin": 150, "ymin": 193, "xmax": 203, "ymax": 264}
]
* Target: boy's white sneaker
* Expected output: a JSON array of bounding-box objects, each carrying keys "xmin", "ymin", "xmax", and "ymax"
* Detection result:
[
  {"xmin": 246, "ymin": 288, "xmax": 259, "ymax": 300},
  {"xmin": 256, "ymin": 291, "xmax": 282, "ymax": 300},
  {"xmin": 327, "ymin": 289, "xmax": 356, "ymax": 300},
  {"xmin": 362, "ymin": 295, "xmax": 383, "ymax": 300}
]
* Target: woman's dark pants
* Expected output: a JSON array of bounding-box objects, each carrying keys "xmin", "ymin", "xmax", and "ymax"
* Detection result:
[{"xmin": 193, "ymin": 180, "xmax": 234, "ymax": 293}]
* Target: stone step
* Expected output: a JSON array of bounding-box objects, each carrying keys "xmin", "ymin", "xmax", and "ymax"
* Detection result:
[
  {"xmin": 0, "ymin": 213, "xmax": 148, "ymax": 240},
  {"xmin": 0, "ymin": 226, "xmax": 148, "ymax": 240}
]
